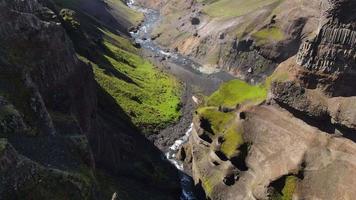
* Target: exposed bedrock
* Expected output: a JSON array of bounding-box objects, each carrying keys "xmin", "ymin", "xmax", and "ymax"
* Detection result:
[
  {"xmin": 181, "ymin": 105, "xmax": 356, "ymax": 200},
  {"xmin": 296, "ymin": 0, "xmax": 356, "ymax": 96},
  {"xmin": 271, "ymin": 81, "xmax": 356, "ymax": 137}
]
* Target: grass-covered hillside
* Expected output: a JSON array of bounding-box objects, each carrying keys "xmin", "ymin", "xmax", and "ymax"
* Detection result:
[
  {"xmin": 84, "ymin": 34, "xmax": 181, "ymax": 133},
  {"xmin": 55, "ymin": 0, "xmax": 182, "ymax": 134},
  {"xmin": 207, "ymin": 80, "xmax": 267, "ymax": 108},
  {"xmin": 201, "ymin": 0, "xmax": 283, "ymax": 18}
]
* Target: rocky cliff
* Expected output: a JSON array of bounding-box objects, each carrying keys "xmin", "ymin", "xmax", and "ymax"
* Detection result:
[
  {"xmin": 136, "ymin": 0, "xmax": 323, "ymax": 82},
  {"xmin": 0, "ymin": 0, "xmax": 179, "ymax": 199},
  {"xmin": 178, "ymin": 0, "xmax": 356, "ymax": 199},
  {"xmin": 296, "ymin": 0, "xmax": 356, "ymax": 96}
]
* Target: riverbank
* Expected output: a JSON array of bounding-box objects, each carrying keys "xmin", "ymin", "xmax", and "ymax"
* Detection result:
[{"xmin": 128, "ymin": 3, "xmax": 235, "ymax": 150}]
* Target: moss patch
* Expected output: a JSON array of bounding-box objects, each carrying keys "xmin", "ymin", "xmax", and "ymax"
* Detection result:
[
  {"xmin": 207, "ymin": 79, "xmax": 267, "ymax": 108},
  {"xmin": 270, "ymin": 175, "xmax": 298, "ymax": 200},
  {"xmin": 252, "ymin": 26, "xmax": 285, "ymax": 46},
  {"xmin": 220, "ymin": 124, "xmax": 243, "ymax": 158},
  {"xmin": 106, "ymin": 0, "xmax": 144, "ymax": 24},
  {"xmin": 60, "ymin": 9, "xmax": 80, "ymax": 29},
  {"xmin": 201, "ymin": 172, "xmax": 223, "ymax": 196},
  {"xmin": 58, "ymin": 0, "xmax": 182, "ymax": 134},
  {"xmin": 197, "ymin": 107, "xmax": 234, "ymax": 134},
  {"xmin": 281, "ymin": 176, "xmax": 297, "ymax": 200},
  {"xmin": 202, "ymin": 0, "xmax": 282, "ymax": 18},
  {"xmin": 265, "ymin": 70, "xmax": 289, "ymax": 88},
  {"xmin": 76, "ymin": 28, "xmax": 181, "ymax": 133}
]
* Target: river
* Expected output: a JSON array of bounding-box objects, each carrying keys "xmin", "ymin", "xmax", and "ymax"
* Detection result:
[{"xmin": 126, "ymin": 1, "xmax": 234, "ymax": 199}]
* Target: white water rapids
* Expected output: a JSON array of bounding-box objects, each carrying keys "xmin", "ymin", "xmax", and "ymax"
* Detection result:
[
  {"xmin": 165, "ymin": 123, "xmax": 193, "ymax": 170},
  {"xmin": 166, "ymin": 123, "xmax": 196, "ymax": 200}
]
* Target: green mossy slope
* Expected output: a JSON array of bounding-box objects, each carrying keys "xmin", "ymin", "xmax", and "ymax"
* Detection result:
[
  {"xmin": 56, "ymin": 1, "xmax": 181, "ymax": 134},
  {"xmin": 207, "ymin": 79, "xmax": 267, "ymax": 108},
  {"xmin": 90, "ymin": 38, "xmax": 181, "ymax": 133}
]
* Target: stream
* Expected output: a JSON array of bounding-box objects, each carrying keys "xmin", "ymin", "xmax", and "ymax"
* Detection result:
[{"xmin": 126, "ymin": 1, "xmax": 235, "ymax": 199}]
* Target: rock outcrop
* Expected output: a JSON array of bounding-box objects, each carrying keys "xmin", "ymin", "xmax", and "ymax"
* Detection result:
[
  {"xmin": 296, "ymin": 0, "xmax": 356, "ymax": 96},
  {"xmin": 181, "ymin": 103, "xmax": 356, "ymax": 200},
  {"xmin": 0, "ymin": 0, "xmax": 179, "ymax": 199}
]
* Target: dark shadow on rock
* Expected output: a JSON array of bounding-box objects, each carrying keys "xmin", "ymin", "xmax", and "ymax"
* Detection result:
[
  {"xmin": 199, "ymin": 117, "xmax": 214, "ymax": 134},
  {"xmin": 57, "ymin": 7, "xmax": 139, "ymax": 86},
  {"xmin": 48, "ymin": 0, "xmax": 134, "ymax": 35},
  {"xmin": 195, "ymin": 180, "xmax": 208, "ymax": 200},
  {"xmin": 277, "ymin": 101, "xmax": 335, "ymax": 133},
  {"xmin": 277, "ymin": 101, "xmax": 356, "ymax": 142},
  {"xmin": 215, "ymin": 150, "xmax": 228, "ymax": 162},
  {"xmin": 230, "ymin": 143, "xmax": 249, "ymax": 171},
  {"xmin": 179, "ymin": 171, "xmax": 200, "ymax": 200},
  {"xmin": 90, "ymin": 83, "xmax": 181, "ymax": 196}
]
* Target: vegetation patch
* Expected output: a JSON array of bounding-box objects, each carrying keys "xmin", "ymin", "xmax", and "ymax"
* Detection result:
[
  {"xmin": 197, "ymin": 107, "xmax": 234, "ymax": 134},
  {"xmin": 201, "ymin": 172, "xmax": 223, "ymax": 196},
  {"xmin": 60, "ymin": 9, "xmax": 80, "ymax": 29},
  {"xmin": 220, "ymin": 124, "xmax": 243, "ymax": 158},
  {"xmin": 207, "ymin": 79, "xmax": 267, "ymax": 108},
  {"xmin": 106, "ymin": 0, "xmax": 144, "ymax": 24},
  {"xmin": 270, "ymin": 175, "xmax": 298, "ymax": 200},
  {"xmin": 202, "ymin": 0, "xmax": 281, "ymax": 18},
  {"xmin": 281, "ymin": 175, "xmax": 298, "ymax": 200},
  {"xmin": 57, "ymin": 0, "xmax": 182, "ymax": 133},
  {"xmin": 79, "ymin": 29, "xmax": 181, "ymax": 133},
  {"xmin": 265, "ymin": 70, "xmax": 289, "ymax": 88},
  {"xmin": 252, "ymin": 26, "xmax": 285, "ymax": 46}
]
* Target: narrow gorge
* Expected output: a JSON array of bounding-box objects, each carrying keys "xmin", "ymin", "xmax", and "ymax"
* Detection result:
[{"xmin": 0, "ymin": 0, "xmax": 355, "ymax": 200}]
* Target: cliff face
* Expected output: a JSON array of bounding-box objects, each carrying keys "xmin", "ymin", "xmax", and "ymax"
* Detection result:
[
  {"xmin": 0, "ymin": 0, "xmax": 179, "ymax": 199},
  {"xmin": 0, "ymin": 0, "xmax": 97, "ymax": 198},
  {"xmin": 0, "ymin": 0, "xmax": 94, "ymax": 136},
  {"xmin": 179, "ymin": 1, "xmax": 356, "ymax": 199},
  {"xmin": 296, "ymin": 0, "xmax": 356, "ymax": 96}
]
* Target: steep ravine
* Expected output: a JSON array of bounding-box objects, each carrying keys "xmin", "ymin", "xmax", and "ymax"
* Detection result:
[
  {"xmin": 126, "ymin": 0, "xmax": 235, "ymax": 149},
  {"xmin": 126, "ymin": 1, "xmax": 235, "ymax": 199}
]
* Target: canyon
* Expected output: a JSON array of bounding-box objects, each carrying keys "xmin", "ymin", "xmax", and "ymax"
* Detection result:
[{"xmin": 0, "ymin": 0, "xmax": 355, "ymax": 200}]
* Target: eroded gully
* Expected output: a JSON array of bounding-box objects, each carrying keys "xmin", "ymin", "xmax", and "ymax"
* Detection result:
[{"xmin": 126, "ymin": 1, "xmax": 235, "ymax": 199}]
